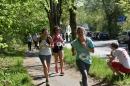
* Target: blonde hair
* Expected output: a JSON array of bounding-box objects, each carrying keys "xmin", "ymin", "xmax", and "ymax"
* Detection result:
[{"xmin": 76, "ymin": 26, "xmax": 87, "ymax": 35}]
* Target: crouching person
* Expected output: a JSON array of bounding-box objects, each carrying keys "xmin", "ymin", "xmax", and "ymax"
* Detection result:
[{"xmin": 106, "ymin": 42, "xmax": 130, "ymax": 79}]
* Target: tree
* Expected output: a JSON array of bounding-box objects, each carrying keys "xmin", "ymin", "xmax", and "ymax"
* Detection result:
[
  {"xmin": 41, "ymin": 0, "xmax": 62, "ymax": 35},
  {"xmin": 84, "ymin": 0, "xmax": 122, "ymax": 38},
  {"xmin": 68, "ymin": 0, "xmax": 77, "ymax": 40},
  {"xmin": 102, "ymin": 0, "xmax": 121, "ymax": 38}
]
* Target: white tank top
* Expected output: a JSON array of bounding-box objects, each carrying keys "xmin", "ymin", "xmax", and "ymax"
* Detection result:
[{"xmin": 39, "ymin": 40, "xmax": 51, "ymax": 55}]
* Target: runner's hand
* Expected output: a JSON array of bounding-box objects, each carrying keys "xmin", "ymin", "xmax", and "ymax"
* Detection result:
[{"xmin": 81, "ymin": 42, "xmax": 86, "ymax": 47}]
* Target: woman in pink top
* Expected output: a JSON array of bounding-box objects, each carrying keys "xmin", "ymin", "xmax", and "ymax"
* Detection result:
[{"xmin": 52, "ymin": 26, "xmax": 65, "ymax": 74}]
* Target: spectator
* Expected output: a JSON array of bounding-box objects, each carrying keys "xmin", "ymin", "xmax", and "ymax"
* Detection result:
[
  {"xmin": 27, "ymin": 33, "xmax": 33, "ymax": 51},
  {"xmin": 107, "ymin": 42, "xmax": 130, "ymax": 79}
]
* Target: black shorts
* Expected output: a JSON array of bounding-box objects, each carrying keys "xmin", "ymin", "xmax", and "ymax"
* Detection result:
[{"xmin": 52, "ymin": 46, "xmax": 63, "ymax": 53}]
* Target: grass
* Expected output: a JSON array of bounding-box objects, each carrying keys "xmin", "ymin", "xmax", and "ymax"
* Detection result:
[
  {"xmin": 64, "ymin": 47, "xmax": 130, "ymax": 86},
  {"xmin": 0, "ymin": 45, "xmax": 34, "ymax": 86}
]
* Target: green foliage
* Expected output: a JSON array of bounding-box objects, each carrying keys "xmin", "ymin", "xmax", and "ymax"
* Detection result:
[
  {"xmin": 0, "ymin": 35, "xmax": 8, "ymax": 49},
  {"xmin": 64, "ymin": 47, "xmax": 76, "ymax": 67},
  {"xmin": 117, "ymin": 0, "xmax": 130, "ymax": 13},
  {"xmin": 0, "ymin": 46, "xmax": 33, "ymax": 86},
  {"xmin": 0, "ymin": 0, "xmax": 49, "ymax": 48}
]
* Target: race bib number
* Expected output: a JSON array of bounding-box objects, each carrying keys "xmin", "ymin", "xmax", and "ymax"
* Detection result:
[
  {"xmin": 79, "ymin": 53, "xmax": 89, "ymax": 60},
  {"xmin": 57, "ymin": 42, "xmax": 62, "ymax": 46}
]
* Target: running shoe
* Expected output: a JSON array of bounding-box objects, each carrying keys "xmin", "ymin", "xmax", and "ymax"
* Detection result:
[
  {"xmin": 60, "ymin": 69, "xmax": 64, "ymax": 74},
  {"xmin": 46, "ymin": 81, "xmax": 50, "ymax": 86},
  {"xmin": 55, "ymin": 66, "xmax": 58, "ymax": 73},
  {"xmin": 79, "ymin": 81, "xmax": 83, "ymax": 86}
]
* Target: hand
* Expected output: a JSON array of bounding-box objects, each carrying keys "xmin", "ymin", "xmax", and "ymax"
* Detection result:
[
  {"xmin": 62, "ymin": 42, "xmax": 65, "ymax": 46},
  {"xmin": 44, "ymin": 44, "xmax": 49, "ymax": 47},
  {"xmin": 72, "ymin": 52, "xmax": 76, "ymax": 56},
  {"xmin": 81, "ymin": 42, "xmax": 86, "ymax": 47},
  {"xmin": 106, "ymin": 54, "xmax": 111, "ymax": 57},
  {"xmin": 106, "ymin": 54, "xmax": 112, "ymax": 59},
  {"xmin": 72, "ymin": 50, "xmax": 76, "ymax": 56}
]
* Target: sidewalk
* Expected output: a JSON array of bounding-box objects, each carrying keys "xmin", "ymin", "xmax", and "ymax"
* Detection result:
[{"xmin": 23, "ymin": 48, "xmax": 100, "ymax": 86}]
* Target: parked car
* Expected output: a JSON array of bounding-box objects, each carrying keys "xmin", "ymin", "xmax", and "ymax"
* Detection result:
[
  {"xmin": 86, "ymin": 31, "xmax": 92, "ymax": 37},
  {"xmin": 95, "ymin": 31, "xmax": 100, "ymax": 39},
  {"xmin": 118, "ymin": 30, "xmax": 130, "ymax": 43},
  {"xmin": 97, "ymin": 32, "xmax": 110, "ymax": 40},
  {"xmin": 91, "ymin": 31, "xmax": 100, "ymax": 39}
]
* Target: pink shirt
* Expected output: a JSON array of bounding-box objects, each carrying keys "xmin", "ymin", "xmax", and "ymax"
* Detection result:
[{"xmin": 53, "ymin": 34, "xmax": 63, "ymax": 47}]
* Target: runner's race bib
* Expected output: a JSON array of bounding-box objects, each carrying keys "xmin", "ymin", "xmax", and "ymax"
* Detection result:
[
  {"xmin": 79, "ymin": 53, "xmax": 89, "ymax": 60},
  {"xmin": 57, "ymin": 42, "xmax": 62, "ymax": 46}
]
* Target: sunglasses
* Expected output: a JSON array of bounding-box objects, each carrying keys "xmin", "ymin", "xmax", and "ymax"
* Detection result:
[{"xmin": 56, "ymin": 29, "xmax": 60, "ymax": 31}]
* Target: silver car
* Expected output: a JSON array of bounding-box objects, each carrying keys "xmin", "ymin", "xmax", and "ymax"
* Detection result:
[{"xmin": 118, "ymin": 30, "xmax": 130, "ymax": 43}]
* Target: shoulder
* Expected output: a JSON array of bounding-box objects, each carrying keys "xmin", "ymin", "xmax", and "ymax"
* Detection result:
[
  {"xmin": 115, "ymin": 48, "xmax": 122, "ymax": 52},
  {"xmin": 52, "ymin": 34, "xmax": 55, "ymax": 38},
  {"xmin": 86, "ymin": 37, "xmax": 96, "ymax": 47},
  {"xmin": 60, "ymin": 34, "xmax": 62, "ymax": 36},
  {"xmin": 86, "ymin": 37, "xmax": 92, "ymax": 41},
  {"xmin": 71, "ymin": 39, "xmax": 77, "ymax": 44},
  {"xmin": 47, "ymin": 35, "xmax": 52, "ymax": 39}
]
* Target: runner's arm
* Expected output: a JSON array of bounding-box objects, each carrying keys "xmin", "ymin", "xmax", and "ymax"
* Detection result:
[
  {"xmin": 71, "ymin": 44, "xmax": 76, "ymax": 56},
  {"xmin": 48, "ymin": 36, "xmax": 54, "ymax": 48}
]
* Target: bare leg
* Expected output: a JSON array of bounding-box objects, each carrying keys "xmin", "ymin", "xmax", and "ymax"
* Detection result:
[
  {"xmin": 53, "ymin": 53, "xmax": 59, "ymax": 73},
  {"xmin": 42, "ymin": 61, "xmax": 49, "ymax": 80},
  {"xmin": 58, "ymin": 50, "xmax": 64, "ymax": 73},
  {"xmin": 47, "ymin": 63, "xmax": 50, "ymax": 73},
  {"xmin": 107, "ymin": 62, "xmax": 120, "ymax": 75},
  {"xmin": 53, "ymin": 53, "xmax": 58, "ymax": 67}
]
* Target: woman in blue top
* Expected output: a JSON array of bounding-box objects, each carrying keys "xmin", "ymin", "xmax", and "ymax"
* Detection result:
[{"xmin": 71, "ymin": 27, "xmax": 95, "ymax": 86}]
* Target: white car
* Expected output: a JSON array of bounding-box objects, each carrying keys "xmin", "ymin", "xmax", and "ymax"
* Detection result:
[{"xmin": 118, "ymin": 30, "xmax": 130, "ymax": 43}]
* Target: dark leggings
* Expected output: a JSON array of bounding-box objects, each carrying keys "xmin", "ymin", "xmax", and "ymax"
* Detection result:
[
  {"xmin": 76, "ymin": 60, "xmax": 91, "ymax": 86},
  {"xmin": 28, "ymin": 42, "xmax": 32, "ymax": 51}
]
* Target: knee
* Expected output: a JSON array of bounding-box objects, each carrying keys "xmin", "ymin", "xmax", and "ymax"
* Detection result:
[
  {"xmin": 107, "ymin": 62, "xmax": 111, "ymax": 67},
  {"xmin": 81, "ymin": 70, "xmax": 88, "ymax": 78},
  {"xmin": 44, "ymin": 65, "xmax": 48, "ymax": 70}
]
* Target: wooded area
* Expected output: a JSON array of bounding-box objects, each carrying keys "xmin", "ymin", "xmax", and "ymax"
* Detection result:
[{"xmin": 0, "ymin": 0, "xmax": 130, "ymax": 49}]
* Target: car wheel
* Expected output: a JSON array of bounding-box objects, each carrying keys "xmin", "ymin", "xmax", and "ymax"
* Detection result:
[
  {"xmin": 118, "ymin": 39, "xmax": 120, "ymax": 43},
  {"xmin": 123, "ymin": 39, "xmax": 127, "ymax": 43}
]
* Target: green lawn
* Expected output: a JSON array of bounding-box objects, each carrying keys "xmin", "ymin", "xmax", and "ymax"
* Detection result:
[{"xmin": 0, "ymin": 46, "xmax": 34, "ymax": 86}]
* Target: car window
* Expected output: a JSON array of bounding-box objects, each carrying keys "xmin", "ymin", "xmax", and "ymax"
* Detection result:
[{"xmin": 122, "ymin": 32, "xmax": 127, "ymax": 35}]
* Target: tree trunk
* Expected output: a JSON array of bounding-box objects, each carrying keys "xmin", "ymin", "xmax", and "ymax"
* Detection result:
[
  {"xmin": 69, "ymin": 7, "xmax": 77, "ymax": 41},
  {"xmin": 44, "ymin": 0, "xmax": 62, "ymax": 35}
]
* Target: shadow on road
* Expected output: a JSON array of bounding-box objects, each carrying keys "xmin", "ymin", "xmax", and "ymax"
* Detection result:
[{"xmin": 36, "ymin": 81, "xmax": 46, "ymax": 86}]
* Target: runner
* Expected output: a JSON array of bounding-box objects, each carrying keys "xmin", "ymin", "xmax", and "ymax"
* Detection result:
[
  {"xmin": 52, "ymin": 26, "xmax": 65, "ymax": 74},
  {"xmin": 27, "ymin": 33, "xmax": 33, "ymax": 51},
  {"xmin": 33, "ymin": 33, "xmax": 38, "ymax": 49},
  {"xmin": 37, "ymin": 28, "xmax": 54, "ymax": 86},
  {"xmin": 71, "ymin": 26, "xmax": 95, "ymax": 86}
]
